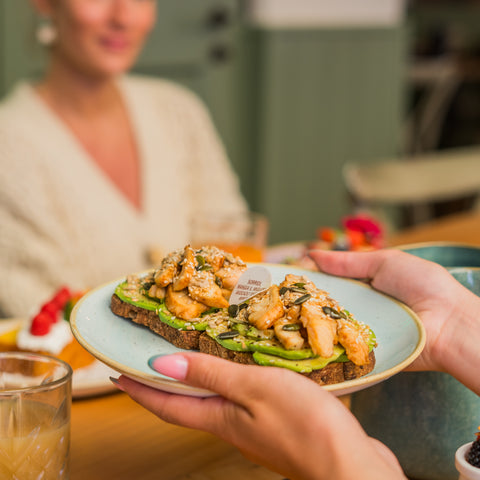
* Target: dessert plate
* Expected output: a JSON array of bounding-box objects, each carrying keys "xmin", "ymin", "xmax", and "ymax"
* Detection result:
[
  {"xmin": 0, "ymin": 318, "xmax": 117, "ymax": 399},
  {"xmin": 70, "ymin": 264, "xmax": 425, "ymax": 398}
]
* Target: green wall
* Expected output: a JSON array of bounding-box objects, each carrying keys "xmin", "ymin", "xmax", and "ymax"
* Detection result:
[{"xmin": 251, "ymin": 26, "xmax": 407, "ymax": 242}]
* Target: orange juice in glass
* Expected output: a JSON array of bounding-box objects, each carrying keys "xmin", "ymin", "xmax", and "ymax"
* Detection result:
[
  {"xmin": 0, "ymin": 352, "xmax": 72, "ymax": 480},
  {"xmin": 191, "ymin": 212, "xmax": 268, "ymax": 262}
]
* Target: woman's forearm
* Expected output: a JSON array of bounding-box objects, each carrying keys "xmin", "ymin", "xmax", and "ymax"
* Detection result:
[{"xmin": 433, "ymin": 288, "xmax": 480, "ymax": 395}]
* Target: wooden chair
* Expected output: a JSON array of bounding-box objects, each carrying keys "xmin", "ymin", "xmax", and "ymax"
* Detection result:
[{"xmin": 342, "ymin": 146, "xmax": 480, "ymax": 232}]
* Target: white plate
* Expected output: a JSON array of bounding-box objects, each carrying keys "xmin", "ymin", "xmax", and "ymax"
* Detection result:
[
  {"xmin": 70, "ymin": 361, "xmax": 117, "ymax": 399},
  {"xmin": 0, "ymin": 318, "xmax": 117, "ymax": 399},
  {"xmin": 265, "ymin": 242, "xmax": 307, "ymax": 264},
  {"xmin": 71, "ymin": 264, "xmax": 425, "ymax": 397}
]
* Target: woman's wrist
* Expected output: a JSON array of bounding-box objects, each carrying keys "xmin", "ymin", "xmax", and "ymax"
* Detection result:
[
  {"xmin": 291, "ymin": 407, "xmax": 405, "ymax": 480},
  {"xmin": 432, "ymin": 286, "xmax": 480, "ymax": 394}
]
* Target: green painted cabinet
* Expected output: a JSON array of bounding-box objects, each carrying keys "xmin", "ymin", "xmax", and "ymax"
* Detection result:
[{"xmin": 249, "ymin": 26, "xmax": 407, "ymax": 243}]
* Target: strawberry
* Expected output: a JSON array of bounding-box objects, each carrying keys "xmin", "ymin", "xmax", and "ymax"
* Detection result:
[
  {"xmin": 51, "ymin": 286, "xmax": 72, "ymax": 310},
  {"xmin": 30, "ymin": 312, "xmax": 54, "ymax": 336},
  {"xmin": 40, "ymin": 301, "xmax": 59, "ymax": 320},
  {"xmin": 63, "ymin": 291, "xmax": 85, "ymax": 321}
]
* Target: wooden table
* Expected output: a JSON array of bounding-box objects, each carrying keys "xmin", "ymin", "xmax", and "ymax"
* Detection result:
[
  {"xmin": 71, "ymin": 392, "xmax": 282, "ymax": 480},
  {"xmin": 388, "ymin": 210, "xmax": 480, "ymax": 247}
]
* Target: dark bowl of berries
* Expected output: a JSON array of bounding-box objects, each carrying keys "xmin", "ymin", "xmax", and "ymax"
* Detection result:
[{"xmin": 456, "ymin": 429, "xmax": 480, "ymax": 479}]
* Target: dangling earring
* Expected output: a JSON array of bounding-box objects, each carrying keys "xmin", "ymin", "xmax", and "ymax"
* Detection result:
[{"xmin": 36, "ymin": 17, "xmax": 57, "ymax": 46}]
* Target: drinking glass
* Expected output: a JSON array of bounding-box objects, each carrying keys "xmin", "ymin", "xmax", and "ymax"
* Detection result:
[
  {"xmin": 0, "ymin": 352, "xmax": 72, "ymax": 480},
  {"xmin": 190, "ymin": 212, "xmax": 268, "ymax": 262}
]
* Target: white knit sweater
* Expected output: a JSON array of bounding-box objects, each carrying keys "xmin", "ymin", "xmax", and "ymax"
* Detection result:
[{"xmin": 0, "ymin": 75, "xmax": 247, "ymax": 317}]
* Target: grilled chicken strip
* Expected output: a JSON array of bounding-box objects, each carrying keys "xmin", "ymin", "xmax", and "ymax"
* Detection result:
[
  {"xmin": 300, "ymin": 298, "xmax": 338, "ymax": 358},
  {"xmin": 173, "ymin": 246, "xmax": 196, "ymax": 291},
  {"xmin": 247, "ymin": 285, "xmax": 284, "ymax": 330},
  {"xmin": 154, "ymin": 250, "xmax": 182, "ymax": 287},
  {"xmin": 188, "ymin": 270, "xmax": 229, "ymax": 309},
  {"xmin": 165, "ymin": 285, "xmax": 208, "ymax": 320},
  {"xmin": 195, "ymin": 246, "xmax": 226, "ymax": 272},
  {"xmin": 274, "ymin": 322, "xmax": 305, "ymax": 351},
  {"xmin": 215, "ymin": 263, "xmax": 247, "ymax": 290},
  {"xmin": 280, "ymin": 274, "xmax": 317, "ymax": 291},
  {"xmin": 337, "ymin": 318, "xmax": 369, "ymax": 365}
]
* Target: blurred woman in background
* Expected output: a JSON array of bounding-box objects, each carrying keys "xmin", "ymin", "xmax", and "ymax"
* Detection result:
[{"xmin": 0, "ymin": 0, "xmax": 246, "ymax": 317}]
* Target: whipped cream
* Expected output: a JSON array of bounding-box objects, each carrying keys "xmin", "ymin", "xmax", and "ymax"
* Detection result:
[{"xmin": 17, "ymin": 320, "xmax": 73, "ymax": 355}]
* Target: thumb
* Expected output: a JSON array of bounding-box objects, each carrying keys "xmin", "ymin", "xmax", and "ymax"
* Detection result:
[
  {"xmin": 308, "ymin": 249, "xmax": 392, "ymax": 280},
  {"xmin": 150, "ymin": 352, "xmax": 268, "ymax": 404}
]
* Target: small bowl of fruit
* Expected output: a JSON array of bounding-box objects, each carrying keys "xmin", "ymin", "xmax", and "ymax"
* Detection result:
[{"xmin": 456, "ymin": 428, "xmax": 480, "ymax": 480}]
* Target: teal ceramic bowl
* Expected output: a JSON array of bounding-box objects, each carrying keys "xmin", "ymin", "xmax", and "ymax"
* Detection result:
[
  {"xmin": 448, "ymin": 267, "xmax": 480, "ymax": 295},
  {"xmin": 397, "ymin": 241, "xmax": 480, "ymax": 268},
  {"xmin": 351, "ymin": 242, "xmax": 480, "ymax": 480}
]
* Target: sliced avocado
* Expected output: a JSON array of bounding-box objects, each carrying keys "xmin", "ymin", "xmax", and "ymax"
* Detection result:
[
  {"xmin": 332, "ymin": 330, "xmax": 377, "ymax": 362},
  {"xmin": 231, "ymin": 323, "xmax": 274, "ymax": 341},
  {"xmin": 115, "ymin": 283, "xmax": 161, "ymax": 311},
  {"xmin": 250, "ymin": 341, "xmax": 320, "ymax": 360},
  {"xmin": 115, "ymin": 282, "xmax": 208, "ymax": 331},
  {"xmin": 207, "ymin": 325, "xmax": 340, "ymax": 361},
  {"xmin": 206, "ymin": 326, "xmax": 254, "ymax": 351},
  {"xmin": 208, "ymin": 321, "xmax": 377, "ymax": 370},
  {"xmin": 252, "ymin": 345, "xmax": 345, "ymax": 373},
  {"xmin": 231, "ymin": 323, "xmax": 249, "ymax": 336},
  {"xmin": 247, "ymin": 325, "xmax": 275, "ymax": 340},
  {"xmin": 157, "ymin": 303, "xmax": 208, "ymax": 331}
]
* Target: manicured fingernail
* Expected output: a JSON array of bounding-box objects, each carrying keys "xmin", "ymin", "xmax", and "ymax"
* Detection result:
[
  {"xmin": 109, "ymin": 376, "xmax": 125, "ymax": 391},
  {"xmin": 148, "ymin": 355, "xmax": 188, "ymax": 380}
]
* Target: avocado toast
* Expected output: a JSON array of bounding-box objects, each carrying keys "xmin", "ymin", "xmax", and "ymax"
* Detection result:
[{"xmin": 111, "ymin": 245, "xmax": 376, "ymax": 385}]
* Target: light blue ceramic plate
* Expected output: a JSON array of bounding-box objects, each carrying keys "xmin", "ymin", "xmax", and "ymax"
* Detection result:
[{"xmin": 70, "ymin": 264, "xmax": 425, "ymax": 397}]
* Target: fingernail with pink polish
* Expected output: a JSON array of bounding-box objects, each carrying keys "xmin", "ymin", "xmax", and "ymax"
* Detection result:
[{"xmin": 148, "ymin": 355, "xmax": 188, "ymax": 380}]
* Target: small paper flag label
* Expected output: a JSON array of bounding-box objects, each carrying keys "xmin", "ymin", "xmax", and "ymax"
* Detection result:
[{"xmin": 229, "ymin": 266, "xmax": 272, "ymax": 305}]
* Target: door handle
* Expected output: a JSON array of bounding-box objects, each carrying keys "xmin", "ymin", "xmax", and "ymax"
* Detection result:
[
  {"xmin": 209, "ymin": 44, "xmax": 233, "ymax": 64},
  {"xmin": 207, "ymin": 7, "xmax": 230, "ymax": 30}
]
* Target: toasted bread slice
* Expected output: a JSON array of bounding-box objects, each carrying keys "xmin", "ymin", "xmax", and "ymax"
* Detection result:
[
  {"xmin": 111, "ymin": 294, "xmax": 376, "ymax": 385},
  {"xmin": 198, "ymin": 333, "xmax": 375, "ymax": 385},
  {"xmin": 110, "ymin": 294, "xmax": 202, "ymax": 350}
]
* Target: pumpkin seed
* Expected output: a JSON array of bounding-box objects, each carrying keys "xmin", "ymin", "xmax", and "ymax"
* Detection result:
[
  {"xmin": 279, "ymin": 286, "xmax": 289, "ymax": 295},
  {"xmin": 282, "ymin": 323, "xmax": 301, "ymax": 331},
  {"xmin": 228, "ymin": 304, "xmax": 239, "ymax": 317},
  {"xmin": 195, "ymin": 255, "xmax": 205, "ymax": 267},
  {"xmin": 141, "ymin": 281, "xmax": 154, "ymax": 290},
  {"xmin": 217, "ymin": 331, "xmax": 239, "ymax": 340},
  {"xmin": 293, "ymin": 282, "xmax": 306, "ymax": 288},
  {"xmin": 322, "ymin": 306, "xmax": 341, "ymax": 319},
  {"xmin": 293, "ymin": 293, "xmax": 311, "ymax": 305},
  {"xmin": 290, "ymin": 286, "xmax": 307, "ymax": 294}
]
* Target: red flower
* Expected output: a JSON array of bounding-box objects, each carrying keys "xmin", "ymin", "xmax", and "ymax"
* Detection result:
[{"xmin": 342, "ymin": 215, "xmax": 384, "ymax": 247}]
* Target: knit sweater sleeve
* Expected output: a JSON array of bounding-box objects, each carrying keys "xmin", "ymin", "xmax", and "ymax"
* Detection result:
[{"xmin": 0, "ymin": 129, "xmax": 78, "ymax": 317}]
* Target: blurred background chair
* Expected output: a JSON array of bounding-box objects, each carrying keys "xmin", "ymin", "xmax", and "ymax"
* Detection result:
[
  {"xmin": 405, "ymin": 57, "xmax": 461, "ymax": 155},
  {"xmin": 343, "ymin": 146, "xmax": 480, "ymax": 233}
]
